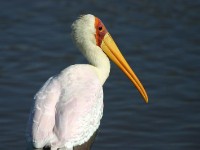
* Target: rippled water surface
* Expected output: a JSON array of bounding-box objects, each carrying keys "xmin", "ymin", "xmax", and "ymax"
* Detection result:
[{"xmin": 0, "ymin": 0, "xmax": 200, "ymax": 150}]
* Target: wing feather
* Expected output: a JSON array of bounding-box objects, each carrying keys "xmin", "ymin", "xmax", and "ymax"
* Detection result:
[
  {"xmin": 52, "ymin": 65, "xmax": 103, "ymax": 148},
  {"xmin": 27, "ymin": 76, "xmax": 61, "ymax": 148},
  {"xmin": 27, "ymin": 65, "xmax": 103, "ymax": 149}
]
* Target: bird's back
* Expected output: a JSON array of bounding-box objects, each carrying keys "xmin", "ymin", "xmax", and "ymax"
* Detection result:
[{"xmin": 27, "ymin": 64, "xmax": 103, "ymax": 149}]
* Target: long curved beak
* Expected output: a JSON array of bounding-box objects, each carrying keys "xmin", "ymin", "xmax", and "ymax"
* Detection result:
[{"xmin": 101, "ymin": 33, "xmax": 148, "ymax": 103}]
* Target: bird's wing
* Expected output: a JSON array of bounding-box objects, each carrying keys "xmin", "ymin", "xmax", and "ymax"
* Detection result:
[
  {"xmin": 52, "ymin": 65, "xmax": 103, "ymax": 148},
  {"xmin": 26, "ymin": 76, "xmax": 61, "ymax": 147},
  {"xmin": 27, "ymin": 65, "xmax": 103, "ymax": 149}
]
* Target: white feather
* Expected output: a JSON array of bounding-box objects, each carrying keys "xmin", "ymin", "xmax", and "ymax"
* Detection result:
[
  {"xmin": 71, "ymin": 14, "xmax": 110, "ymax": 84},
  {"xmin": 27, "ymin": 14, "xmax": 111, "ymax": 149}
]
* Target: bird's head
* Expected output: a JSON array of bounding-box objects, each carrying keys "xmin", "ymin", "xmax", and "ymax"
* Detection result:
[{"xmin": 71, "ymin": 14, "xmax": 148, "ymax": 103}]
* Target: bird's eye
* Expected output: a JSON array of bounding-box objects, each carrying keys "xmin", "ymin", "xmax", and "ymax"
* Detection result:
[{"xmin": 98, "ymin": 26, "xmax": 102, "ymax": 31}]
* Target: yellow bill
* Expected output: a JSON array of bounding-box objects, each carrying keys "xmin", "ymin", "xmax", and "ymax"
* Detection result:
[{"xmin": 101, "ymin": 33, "xmax": 148, "ymax": 103}]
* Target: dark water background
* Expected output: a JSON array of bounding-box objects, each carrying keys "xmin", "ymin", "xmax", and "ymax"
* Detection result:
[{"xmin": 0, "ymin": 0, "xmax": 200, "ymax": 149}]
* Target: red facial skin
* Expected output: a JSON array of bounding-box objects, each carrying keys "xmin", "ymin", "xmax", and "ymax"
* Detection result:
[{"xmin": 95, "ymin": 17, "xmax": 108, "ymax": 47}]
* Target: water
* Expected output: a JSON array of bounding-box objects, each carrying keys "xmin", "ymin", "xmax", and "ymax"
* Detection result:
[{"xmin": 0, "ymin": 0, "xmax": 200, "ymax": 149}]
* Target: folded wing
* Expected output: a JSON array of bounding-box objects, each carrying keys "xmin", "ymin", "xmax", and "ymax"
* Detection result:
[{"xmin": 27, "ymin": 76, "xmax": 61, "ymax": 148}]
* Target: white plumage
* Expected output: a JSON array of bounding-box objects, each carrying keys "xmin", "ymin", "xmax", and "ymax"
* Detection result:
[
  {"xmin": 27, "ymin": 14, "xmax": 148, "ymax": 150},
  {"xmin": 27, "ymin": 65, "xmax": 103, "ymax": 149},
  {"xmin": 27, "ymin": 15, "xmax": 109, "ymax": 149}
]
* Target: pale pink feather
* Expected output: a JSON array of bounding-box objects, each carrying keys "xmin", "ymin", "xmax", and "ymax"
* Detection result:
[{"xmin": 27, "ymin": 65, "xmax": 103, "ymax": 149}]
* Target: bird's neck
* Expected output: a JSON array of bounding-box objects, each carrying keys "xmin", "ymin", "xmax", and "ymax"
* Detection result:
[{"xmin": 80, "ymin": 42, "xmax": 110, "ymax": 85}]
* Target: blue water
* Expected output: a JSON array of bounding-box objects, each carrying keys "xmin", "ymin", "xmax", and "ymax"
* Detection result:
[{"xmin": 0, "ymin": 0, "xmax": 200, "ymax": 150}]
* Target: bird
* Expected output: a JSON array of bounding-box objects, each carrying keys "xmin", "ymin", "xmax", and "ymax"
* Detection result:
[{"xmin": 26, "ymin": 14, "xmax": 148, "ymax": 150}]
